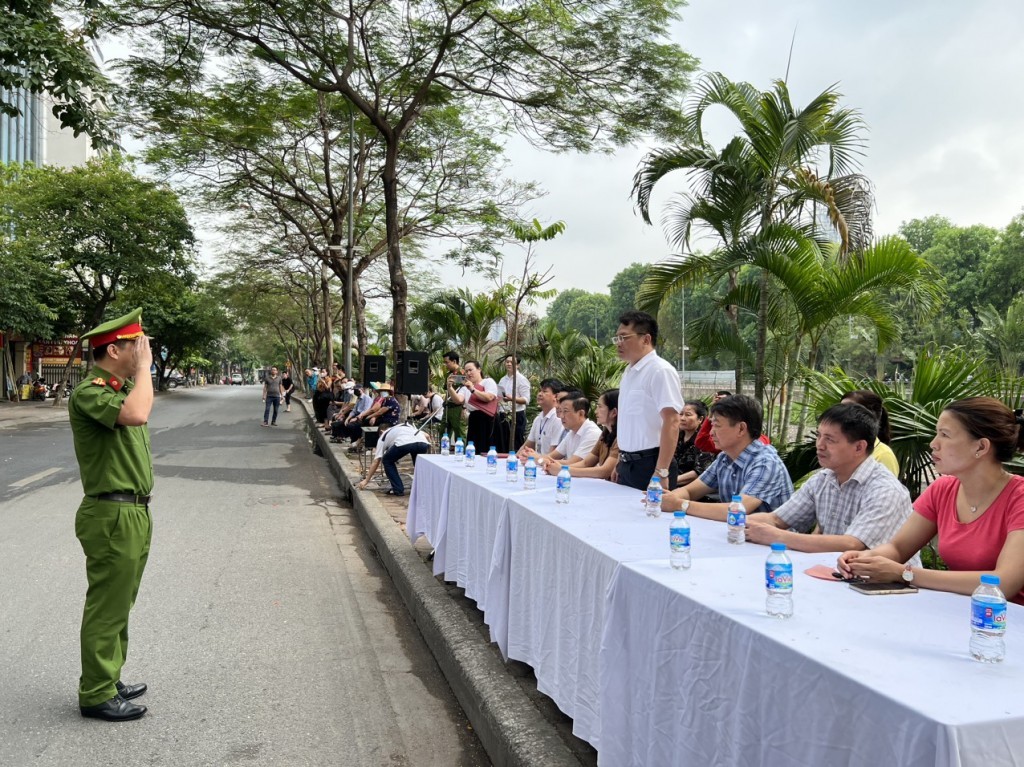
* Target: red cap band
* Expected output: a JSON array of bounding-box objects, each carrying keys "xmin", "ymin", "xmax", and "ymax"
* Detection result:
[{"xmin": 90, "ymin": 323, "xmax": 144, "ymax": 348}]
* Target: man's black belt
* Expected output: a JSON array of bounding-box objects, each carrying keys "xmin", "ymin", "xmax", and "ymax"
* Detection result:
[
  {"xmin": 93, "ymin": 493, "xmax": 152, "ymax": 505},
  {"xmin": 443, "ymin": 402, "xmax": 462, "ymax": 408},
  {"xmin": 618, "ymin": 447, "xmax": 660, "ymax": 463}
]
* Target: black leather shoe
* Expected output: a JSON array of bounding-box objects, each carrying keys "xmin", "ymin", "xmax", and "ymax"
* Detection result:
[
  {"xmin": 80, "ymin": 695, "xmax": 147, "ymax": 721},
  {"xmin": 115, "ymin": 680, "xmax": 147, "ymax": 700}
]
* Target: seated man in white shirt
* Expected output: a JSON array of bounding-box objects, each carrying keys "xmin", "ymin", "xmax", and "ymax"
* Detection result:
[
  {"xmin": 517, "ymin": 377, "xmax": 565, "ymax": 461},
  {"xmin": 538, "ymin": 395, "xmax": 603, "ymax": 473},
  {"xmin": 745, "ymin": 403, "xmax": 919, "ymax": 561},
  {"xmin": 356, "ymin": 422, "xmax": 431, "ymax": 496}
]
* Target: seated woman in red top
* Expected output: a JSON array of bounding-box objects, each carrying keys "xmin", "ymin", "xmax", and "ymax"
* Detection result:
[{"xmin": 838, "ymin": 397, "xmax": 1024, "ymax": 604}]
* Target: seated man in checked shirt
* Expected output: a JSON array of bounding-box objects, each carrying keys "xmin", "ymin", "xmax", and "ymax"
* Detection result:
[
  {"xmin": 664, "ymin": 394, "xmax": 793, "ymax": 517},
  {"xmin": 744, "ymin": 403, "xmax": 919, "ymax": 559}
]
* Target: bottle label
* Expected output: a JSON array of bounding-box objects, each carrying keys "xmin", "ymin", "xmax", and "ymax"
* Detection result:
[
  {"xmin": 487, "ymin": 455, "xmax": 496, "ymax": 466},
  {"xmin": 646, "ymin": 487, "xmax": 663, "ymax": 506},
  {"xmin": 525, "ymin": 467, "xmax": 536, "ymax": 480},
  {"xmin": 971, "ymin": 598, "xmax": 1007, "ymax": 631},
  {"xmin": 557, "ymin": 474, "xmax": 571, "ymax": 491},
  {"xmin": 765, "ymin": 562, "xmax": 793, "ymax": 592},
  {"xmin": 670, "ymin": 528, "xmax": 690, "ymax": 549},
  {"xmin": 507, "ymin": 459, "xmax": 517, "ymax": 471},
  {"xmin": 728, "ymin": 510, "xmax": 746, "ymax": 527}
]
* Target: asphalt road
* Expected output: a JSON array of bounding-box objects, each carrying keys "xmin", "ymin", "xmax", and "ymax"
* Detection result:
[{"xmin": 0, "ymin": 386, "xmax": 488, "ymax": 766}]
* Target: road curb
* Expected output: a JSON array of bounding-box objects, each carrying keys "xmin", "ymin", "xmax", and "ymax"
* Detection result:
[{"xmin": 302, "ymin": 403, "xmax": 581, "ymax": 767}]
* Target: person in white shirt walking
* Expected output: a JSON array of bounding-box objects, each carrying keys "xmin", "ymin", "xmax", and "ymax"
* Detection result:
[
  {"xmin": 612, "ymin": 310, "xmax": 684, "ymax": 491},
  {"xmin": 356, "ymin": 422, "xmax": 431, "ymax": 496},
  {"xmin": 498, "ymin": 355, "xmax": 531, "ymax": 452}
]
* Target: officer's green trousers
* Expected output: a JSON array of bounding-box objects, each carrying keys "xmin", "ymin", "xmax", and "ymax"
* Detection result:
[
  {"xmin": 75, "ymin": 498, "xmax": 152, "ymax": 707},
  {"xmin": 443, "ymin": 406, "xmax": 466, "ymax": 440}
]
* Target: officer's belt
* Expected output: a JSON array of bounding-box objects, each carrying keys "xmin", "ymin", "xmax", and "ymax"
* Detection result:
[{"xmin": 92, "ymin": 492, "xmax": 152, "ymax": 506}]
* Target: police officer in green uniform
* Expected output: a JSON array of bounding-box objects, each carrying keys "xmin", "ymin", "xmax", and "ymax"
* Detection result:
[{"xmin": 69, "ymin": 308, "xmax": 154, "ymax": 722}]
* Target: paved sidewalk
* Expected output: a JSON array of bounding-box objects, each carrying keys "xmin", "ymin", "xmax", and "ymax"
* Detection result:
[{"xmin": 0, "ymin": 399, "xmax": 69, "ymax": 428}]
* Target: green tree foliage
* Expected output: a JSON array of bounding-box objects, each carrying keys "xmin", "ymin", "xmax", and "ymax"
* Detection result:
[
  {"xmin": 0, "ymin": 156, "xmax": 196, "ymax": 331},
  {"xmin": 110, "ymin": 0, "xmax": 697, "ymax": 355},
  {"xmin": 608, "ymin": 262, "xmax": 650, "ymax": 322},
  {"xmin": 1, "ymin": 1, "xmax": 113, "ymax": 146},
  {"xmin": 0, "ymin": 231, "xmax": 68, "ymax": 339},
  {"xmin": 544, "ymin": 289, "xmax": 616, "ymax": 340},
  {"xmin": 118, "ymin": 57, "xmax": 537, "ymax": 361},
  {"xmin": 918, "ymin": 224, "xmax": 998, "ymax": 325},
  {"xmin": 410, "ymin": 287, "xmax": 512, "ymax": 366},
  {"xmin": 519, "ymin": 321, "xmax": 624, "ymax": 403},
  {"xmin": 787, "ymin": 350, "xmax": 1024, "ymax": 499}
]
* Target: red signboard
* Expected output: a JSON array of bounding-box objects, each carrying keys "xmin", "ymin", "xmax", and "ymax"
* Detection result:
[{"xmin": 33, "ymin": 337, "xmax": 82, "ymax": 363}]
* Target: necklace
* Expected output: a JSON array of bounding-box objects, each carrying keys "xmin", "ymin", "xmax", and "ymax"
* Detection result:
[{"xmin": 961, "ymin": 472, "xmax": 1011, "ymax": 515}]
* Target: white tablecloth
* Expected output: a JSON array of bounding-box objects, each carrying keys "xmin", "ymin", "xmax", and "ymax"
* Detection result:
[
  {"xmin": 406, "ymin": 455, "xmax": 1024, "ymax": 766},
  {"xmin": 497, "ymin": 485, "xmax": 755, "ymax": 747},
  {"xmin": 599, "ymin": 556, "xmax": 1024, "ymax": 767}
]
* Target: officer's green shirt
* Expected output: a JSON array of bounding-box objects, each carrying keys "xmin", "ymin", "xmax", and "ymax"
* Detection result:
[{"xmin": 69, "ymin": 366, "xmax": 153, "ymax": 497}]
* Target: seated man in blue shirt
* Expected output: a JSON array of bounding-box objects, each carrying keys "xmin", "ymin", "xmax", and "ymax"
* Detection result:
[{"xmin": 663, "ymin": 394, "xmax": 793, "ymax": 517}]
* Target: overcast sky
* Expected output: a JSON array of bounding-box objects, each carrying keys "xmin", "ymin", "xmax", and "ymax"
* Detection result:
[{"xmin": 454, "ymin": 0, "xmax": 1024, "ymax": 300}]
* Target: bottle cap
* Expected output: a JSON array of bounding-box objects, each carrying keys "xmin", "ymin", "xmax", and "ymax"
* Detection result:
[
  {"xmin": 981, "ymin": 574, "xmax": 1000, "ymax": 585},
  {"xmin": 489, "ymin": 446, "xmax": 496, "ymax": 451},
  {"xmin": 770, "ymin": 542, "xmax": 786, "ymax": 551},
  {"xmin": 732, "ymin": 494, "xmax": 742, "ymax": 502},
  {"xmin": 673, "ymin": 511, "xmax": 686, "ymax": 518}
]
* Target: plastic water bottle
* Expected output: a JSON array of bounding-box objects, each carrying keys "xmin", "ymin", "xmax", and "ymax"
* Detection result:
[
  {"xmin": 465, "ymin": 441, "xmax": 476, "ymax": 468},
  {"xmin": 669, "ymin": 508, "xmax": 691, "ymax": 570},
  {"xmin": 486, "ymin": 446, "xmax": 498, "ymax": 474},
  {"xmin": 645, "ymin": 476, "xmax": 663, "ymax": 517},
  {"xmin": 524, "ymin": 456, "xmax": 537, "ymax": 490},
  {"xmin": 556, "ymin": 465, "xmax": 571, "ymax": 504},
  {"xmin": 506, "ymin": 453, "xmax": 518, "ymax": 483},
  {"xmin": 454, "ymin": 437, "xmax": 465, "ymax": 462},
  {"xmin": 765, "ymin": 542, "xmax": 793, "ymax": 618},
  {"xmin": 726, "ymin": 494, "xmax": 746, "ymax": 544},
  {"xmin": 440, "ymin": 432, "xmax": 450, "ymax": 456},
  {"xmin": 970, "ymin": 574, "xmax": 1007, "ymax": 662}
]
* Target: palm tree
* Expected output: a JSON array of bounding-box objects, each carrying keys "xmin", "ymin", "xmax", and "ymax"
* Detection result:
[
  {"xmin": 410, "ymin": 286, "xmax": 511, "ymax": 365},
  {"xmin": 787, "ymin": 349, "xmax": 1024, "ymax": 498},
  {"xmin": 519, "ymin": 321, "xmax": 625, "ymax": 403},
  {"xmin": 977, "ymin": 298, "xmax": 1024, "ymax": 376},
  {"xmin": 634, "ymin": 72, "xmax": 873, "ymax": 400}
]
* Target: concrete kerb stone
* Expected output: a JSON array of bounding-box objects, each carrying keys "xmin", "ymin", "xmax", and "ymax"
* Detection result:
[{"xmin": 301, "ymin": 400, "xmax": 581, "ymax": 767}]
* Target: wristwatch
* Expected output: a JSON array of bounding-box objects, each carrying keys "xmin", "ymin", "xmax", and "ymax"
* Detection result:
[
  {"xmin": 655, "ymin": 467, "xmax": 669, "ymax": 479},
  {"xmin": 902, "ymin": 563, "xmax": 915, "ymax": 583}
]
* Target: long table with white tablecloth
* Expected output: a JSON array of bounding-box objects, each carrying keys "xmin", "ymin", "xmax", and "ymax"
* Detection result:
[{"xmin": 406, "ymin": 454, "xmax": 1024, "ymax": 766}]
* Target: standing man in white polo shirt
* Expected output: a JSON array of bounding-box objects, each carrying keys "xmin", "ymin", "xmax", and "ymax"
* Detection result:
[
  {"xmin": 498, "ymin": 354, "xmax": 531, "ymax": 452},
  {"xmin": 613, "ymin": 310, "xmax": 684, "ymax": 491}
]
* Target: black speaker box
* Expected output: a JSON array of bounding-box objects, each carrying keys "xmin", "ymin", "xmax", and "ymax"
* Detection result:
[
  {"xmin": 395, "ymin": 350, "xmax": 429, "ymax": 395},
  {"xmin": 362, "ymin": 355, "xmax": 386, "ymax": 388}
]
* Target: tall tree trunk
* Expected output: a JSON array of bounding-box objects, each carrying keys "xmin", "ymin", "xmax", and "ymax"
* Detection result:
[
  {"xmin": 794, "ymin": 344, "xmax": 819, "ymax": 444},
  {"xmin": 381, "ymin": 142, "xmax": 408, "ymax": 365},
  {"xmin": 354, "ymin": 280, "xmax": 368, "ymax": 373},
  {"xmin": 755, "ymin": 270, "xmax": 768, "ymax": 401},
  {"xmin": 727, "ymin": 268, "xmax": 742, "ymax": 393}
]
